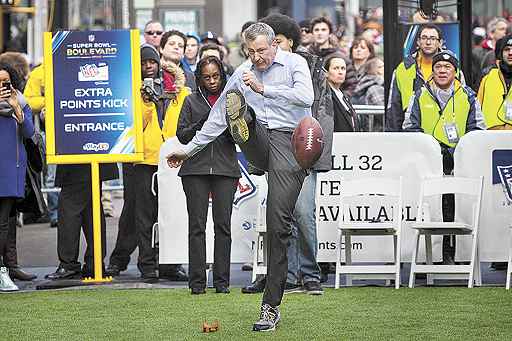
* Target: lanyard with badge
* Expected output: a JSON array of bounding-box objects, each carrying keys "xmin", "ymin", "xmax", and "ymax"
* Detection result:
[
  {"xmin": 440, "ymin": 94, "xmax": 459, "ymax": 144},
  {"xmin": 502, "ymin": 81, "xmax": 512, "ymax": 121}
]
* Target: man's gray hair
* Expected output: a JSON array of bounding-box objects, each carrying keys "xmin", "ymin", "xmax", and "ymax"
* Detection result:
[
  {"xmin": 487, "ymin": 17, "xmax": 508, "ymax": 34},
  {"xmin": 244, "ymin": 22, "xmax": 275, "ymax": 45}
]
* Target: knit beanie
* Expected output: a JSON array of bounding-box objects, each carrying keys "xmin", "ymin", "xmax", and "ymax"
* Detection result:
[
  {"xmin": 140, "ymin": 43, "xmax": 160, "ymax": 69},
  {"xmin": 432, "ymin": 50, "xmax": 458, "ymax": 70}
]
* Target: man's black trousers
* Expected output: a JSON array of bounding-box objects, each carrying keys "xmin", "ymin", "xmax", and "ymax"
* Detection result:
[
  {"xmin": 108, "ymin": 163, "xmax": 137, "ymax": 269},
  {"xmin": 57, "ymin": 182, "xmax": 106, "ymax": 272},
  {"xmin": 240, "ymin": 114, "xmax": 307, "ymax": 307}
]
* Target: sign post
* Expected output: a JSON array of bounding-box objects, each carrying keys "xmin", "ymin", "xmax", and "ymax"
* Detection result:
[{"xmin": 43, "ymin": 29, "xmax": 143, "ymax": 282}]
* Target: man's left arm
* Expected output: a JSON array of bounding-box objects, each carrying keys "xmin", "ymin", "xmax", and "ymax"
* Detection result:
[{"xmin": 262, "ymin": 56, "xmax": 314, "ymax": 108}]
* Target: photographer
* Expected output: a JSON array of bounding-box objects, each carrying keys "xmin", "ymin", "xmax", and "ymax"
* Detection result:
[
  {"xmin": 107, "ymin": 44, "xmax": 190, "ymax": 282},
  {"xmin": 0, "ymin": 62, "xmax": 34, "ymax": 291}
]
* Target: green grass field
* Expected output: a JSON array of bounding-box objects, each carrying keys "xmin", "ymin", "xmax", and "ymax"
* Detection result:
[{"xmin": 1, "ymin": 287, "xmax": 511, "ymax": 340}]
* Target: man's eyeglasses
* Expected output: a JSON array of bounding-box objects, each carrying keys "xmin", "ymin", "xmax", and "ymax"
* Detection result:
[
  {"xmin": 145, "ymin": 31, "xmax": 163, "ymax": 36},
  {"xmin": 301, "ymin": 28, "xmax": 310, "ymax": 34},
  {"xmin": 419, "ymin": 36, "xmax": 440, "ymax": 42}
]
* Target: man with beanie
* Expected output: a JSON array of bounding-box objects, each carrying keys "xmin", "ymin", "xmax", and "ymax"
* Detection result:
[
  {"xmin": 403, "ymin": 50, "xmax": 486, "ymax": 265},
  {"xmin": 105, "ymin": 44, "xmax": 162, "ymax": 278},
  {"xmin": 478, "ymin": 34, "xmax": 512, "ymax": 131},
  {"xmin": 387, "ymin": 24, "xmax": 446, "ymax": 132}
]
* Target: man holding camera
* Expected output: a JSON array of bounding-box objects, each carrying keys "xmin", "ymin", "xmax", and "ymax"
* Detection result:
[{"xmin": 107, "ymin": 44, "xmax": 190, "ymax": 281}]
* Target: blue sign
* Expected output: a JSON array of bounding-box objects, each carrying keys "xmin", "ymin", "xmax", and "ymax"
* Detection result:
[
  {"xmin": 50, "ymin": 30, "xmax": 139, "ymax": 157},
  {"xmin": 492, "ymin": 149, "xmax": 512, "ymax": 203}
]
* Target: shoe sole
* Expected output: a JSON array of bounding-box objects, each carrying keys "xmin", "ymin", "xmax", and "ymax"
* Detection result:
[
  {"xmin": 306, "ymin": 290, "xmax": 324, "ymax": 295},
  {"xmin": 284, "ymin": 287, "xmax": 304, "ymax": 294},
  {"xmin": 225, "ymin": 89, "xmax": 249, "ymax": 144},
  {"xmin": 253, "ymin": 318, "xmax": 279, "ymax": 332},
  {"xmin": 241, "ymin": 289, "xmax": 264, "ymax": 294}
]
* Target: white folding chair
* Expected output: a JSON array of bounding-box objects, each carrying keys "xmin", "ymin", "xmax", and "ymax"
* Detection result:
[
  {"xmin": 251, "ymin": 183, "xmax": 268, "ymax": 281},
  {"xmin": 335, "ymin": 177, "xmax": 403, "ymax": 289},
  {"xmin": 507, "ymin": 225, "xmax": 512, "ymax": 290},
  {"xmin": 409, "ymin": 176, "xmax": 484, "ymax": 288}
]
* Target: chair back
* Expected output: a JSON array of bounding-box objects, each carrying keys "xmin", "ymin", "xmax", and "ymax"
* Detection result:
[
  {"xmin": 417, "ymin": 176, "xmax": 484, "ymax": 230},
  {"xmin": 340, "ymin": 177, "xmax": 403, "ymax": 228}
]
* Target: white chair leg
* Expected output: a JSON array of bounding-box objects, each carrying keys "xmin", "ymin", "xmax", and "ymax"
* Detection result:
[
  {"xmin": 335, "ymin": 229, "xmax": 342, "ymax": 289},
  {"xmin": 507, "ymin": 229, "xmax": 512, "ymax": 290},
  {"xmin": 251, "ymin": 239, "xmax": 257, "ymax": 282},
  {"xmin": 345, "ymin": 234, "xmax": 352, "ymax": 287},
  {"xmin": 205, "ymin": 264, "xmax": 211, "ymax": 286},
  {"xmin": 395, "ymin": 234, "xmax": 401, "ymax": 289},
  {"xmin": 409, "ymin": 230, "xmax": 420, "ymax": 288},
  {"xmin": 425, "ymin": 234, "xmax": 433, "ymax": 285},
  {"xmin": 262, "ymin": 232, "xmax": 268, "ymax": 270},
  {"xmin": 469, "ymin": 232, "xmax": 479, "ymax": 288}
]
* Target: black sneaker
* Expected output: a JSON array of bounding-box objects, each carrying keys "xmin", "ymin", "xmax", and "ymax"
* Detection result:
[
  {"xmin": 241, "ymin": 276, "xmax": 266, "ymax": 294},
  {"xmin": 252, "ymin": 303, "xmax": 280, "ymax": 332},
  {"xmin": 141, "ymin": 271, "xmax": 158, "ymax": 283},
  {"xmin": 303, "ymin": 281, "xmax": 323, "ymax": 295},
  {"xmin": 225, "ymin": 89, "xmax": 249, "ymax": 144},
  {"xmin": 191, "ymin": 287, "xmax": 206, "ymax": 295},
  {"xmin": 105, "ymin": 264, "xmax": 124, "ymax": 277},
  {"xmin": 284, "ymin": 282, "xmax": 304, "ymax": 294}
]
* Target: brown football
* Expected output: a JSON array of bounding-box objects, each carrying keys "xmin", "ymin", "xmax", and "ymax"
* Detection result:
[{"xmin": 291, "ymin": 116, "xmax": 324, "ymax": 169}]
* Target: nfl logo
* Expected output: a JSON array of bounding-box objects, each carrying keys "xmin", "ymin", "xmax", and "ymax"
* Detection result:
[
  {"xmin": 233, "ymin": 152, "xmax": 257, "ymax": 208},
  {"xmin": 88, "ymin": 35, "xmax": 95, "ymax": 42},
  {"xmin": 497, "ymin": 165, "xmax": 512, "ymax": 204}
]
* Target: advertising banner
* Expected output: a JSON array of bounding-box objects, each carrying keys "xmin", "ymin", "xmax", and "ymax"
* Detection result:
[
  {"xmin": 44, "ymin": 29, "xmax": 143, "ymax": 164},
  {"xmin": 158, "ymin": 133, "xmax": 444, "ymax": 264},
  {"xmin": 401, "ymin": 22, "xmax": 460, "ymax": 59},
  {"xmin": 454, "ymin": 130, "xmax": 512, "ymax": 261}
]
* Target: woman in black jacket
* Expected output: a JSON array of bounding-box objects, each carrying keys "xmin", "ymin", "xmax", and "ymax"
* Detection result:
[
  {"xmin": 176, "ymin": 56, "xmax": 241, "ymax": 295},
  {"xmin": 324, "ymin": 53, "xmax": 360, "ymax": 132}
]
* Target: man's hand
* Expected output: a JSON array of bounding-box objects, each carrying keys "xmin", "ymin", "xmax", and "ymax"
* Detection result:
[
  {"xmin": 166, "ymin": 149, "xmax": 188, "ymax": 168},
  {"xmin": 242, "ymin": 71, "xmax": 264, "ymax": 94}
]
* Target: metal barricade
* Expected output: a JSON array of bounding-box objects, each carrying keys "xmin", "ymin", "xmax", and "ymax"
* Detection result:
[{"xmin": 353, "ymin": 104, "xmax": 385, "ymax": 132}]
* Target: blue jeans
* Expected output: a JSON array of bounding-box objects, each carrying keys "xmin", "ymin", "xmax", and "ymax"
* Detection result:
[
  {"xmin": 46, "ymin": 164, "xmax": 59, "ymax": 222},
  {"xmin": 287, "ymin": 170, "xmax": 320, "ymax": 284}
]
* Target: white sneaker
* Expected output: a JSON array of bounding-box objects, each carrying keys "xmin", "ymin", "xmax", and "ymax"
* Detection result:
[{"xmin": 0, "ymin": 266, "xmax": 19, "ymax": 292}]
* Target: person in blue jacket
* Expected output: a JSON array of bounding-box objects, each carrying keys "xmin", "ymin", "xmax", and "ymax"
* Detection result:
[{"xmin": 0, "ymin": 62, "xmax": 34, "ymax": 292}]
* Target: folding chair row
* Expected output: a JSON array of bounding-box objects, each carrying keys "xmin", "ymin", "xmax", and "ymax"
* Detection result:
[{"xmin": 335, "ymin": 176, "xmax": 484, "ymax": 289}]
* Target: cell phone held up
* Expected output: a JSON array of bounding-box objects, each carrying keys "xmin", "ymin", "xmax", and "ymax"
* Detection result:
[{"xmin": 1, "ymin": 80, "xmax": 11, "ymax": 96}]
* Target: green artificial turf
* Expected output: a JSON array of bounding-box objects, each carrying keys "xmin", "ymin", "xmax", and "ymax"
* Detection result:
[{"xmin": 1, "ymin": 287, "xmax": 511, "ymax": 340}]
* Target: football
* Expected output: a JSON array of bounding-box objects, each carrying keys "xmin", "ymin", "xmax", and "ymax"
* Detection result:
[{"xmin": 291, "ymin": 116, "xmax": 324, "ymax": 169}]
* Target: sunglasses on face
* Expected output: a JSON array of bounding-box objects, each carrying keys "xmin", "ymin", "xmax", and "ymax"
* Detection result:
[
  {"xmin": 301, "ymin": 28, "xmax": 310, "ymax": 33},
  {"xmin": 145, "ymin": 31, "xmax": 163, "ymax": 36}
]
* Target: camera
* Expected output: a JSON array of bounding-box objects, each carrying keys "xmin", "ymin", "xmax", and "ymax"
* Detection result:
[
  {"xmin": 141, "ymin": 78, "xmax": 162, "ymax": 103},
  {"xmin": 2, "ymin": 80, "xmax": 11, "ymax": 90}
]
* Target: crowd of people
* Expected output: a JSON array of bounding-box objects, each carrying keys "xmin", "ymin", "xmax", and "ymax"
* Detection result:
[{"xmin": 0, "ymin": 9, "xmax": 511, "ymax": 332}]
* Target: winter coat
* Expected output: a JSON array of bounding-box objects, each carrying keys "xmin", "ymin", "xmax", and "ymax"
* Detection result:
[
  {"xmin": 296, "ymin": 46, "xmax": 334, "ymax": 172},
  {"xmin": 176, "ymin": 89, "xmax": 241, "ymax": 178},
  {"xmin": 0, "ymin": 92, "xmax": 35, "ymax": 198},
  {"xmin": 353, "ymin": 74, "xmax": 385, "ymax": 106},
  {"xmin": 308, "ymin": 45, "xmax": 357, "ymax": 96},
  {"xmin": 352, "ymin": 74, "xmax": 385, "ymax": 132},
  {"xmin": 331, "ymin": 86, "xmax": 360, "ymax": 132}
]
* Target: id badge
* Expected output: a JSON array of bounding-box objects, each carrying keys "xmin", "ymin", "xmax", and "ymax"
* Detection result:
[
  {"xmin": 443, "ymin": 122, "xmax": 459, "ymax": 144},
  {"xmin": 505, "ymin": 100, "xmax": 512, "ymax": 121}
]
